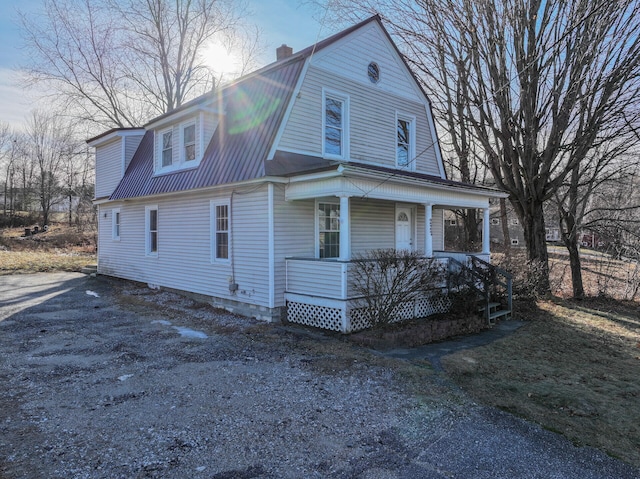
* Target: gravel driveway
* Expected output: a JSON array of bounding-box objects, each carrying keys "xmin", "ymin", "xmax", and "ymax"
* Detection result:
[{"xmin": 1, "ymin": 273, "xmax": 638, "ymax": 479}]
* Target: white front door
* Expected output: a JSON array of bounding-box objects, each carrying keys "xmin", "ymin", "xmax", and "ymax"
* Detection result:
[{"xmin": 395, "ymin": 206, "xmax": 413, "ymax": 251}]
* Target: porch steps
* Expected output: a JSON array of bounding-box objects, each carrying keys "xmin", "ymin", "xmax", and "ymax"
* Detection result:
[{"xmin": 478, "ymin": 301, "xmax": 512, "ymax": 325}]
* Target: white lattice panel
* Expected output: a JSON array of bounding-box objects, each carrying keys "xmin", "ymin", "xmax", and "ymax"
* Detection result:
[
  {"xmin": 348, "ymin": 308, "xmax": 372, "ymax": 332},
  {"xmin": 392, "ymin": 301, "xmax": 415, "ymax": 322},
  {"xmin": 415, "ymin": 295, "xmax": 451, "ymax": 318},
  {"xmin": 286, "ymin": 301, "xmax": 343, "ymax": 331}
]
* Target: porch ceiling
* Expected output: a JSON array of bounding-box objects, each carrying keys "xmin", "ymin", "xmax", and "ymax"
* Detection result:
[{"xmin": 285, "ymin": 164, "xmax": 505, "ymax": 208}]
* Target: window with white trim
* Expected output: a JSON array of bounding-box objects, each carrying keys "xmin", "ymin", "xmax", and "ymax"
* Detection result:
[
  {"xmin": 146, "ymin": 206, "xmax": 158, "ymax": 256},
  {"xmin": 323, "ymin": 90, "xmax": 349, "ymax": 159},
  {"xmin": 183, "ymin": 122, "xmax": 196, "ymax": 162},
  {"xmin": 211, "ymin": 200, "xmax": 230, "ymax": 262},
  {"xmin": 396, "ymin": 113, "xmax": 416, "ymax": 169},
  {"xmin": 161, "ymin": 130, "xmax": 173, "ymax": 167},
  {"xmin": 112, "ymin": 208, "xmax": 121, "ymax": 241},
  {"xmin": 155, "ymin": 117, "xmax": 202, "ymax": 174},
  {"xmin": 317, "ymin": 201, "xmax": 340, "ymax": 259}
]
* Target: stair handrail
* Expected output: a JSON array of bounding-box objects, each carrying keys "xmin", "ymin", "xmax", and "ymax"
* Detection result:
[
  {"xmin": 447, "ymin": 257, "xmax": 492, "ymax": 323},
  {"xmin": 469, "ymin": 255, "xmax": 513, "ymax": 316}
]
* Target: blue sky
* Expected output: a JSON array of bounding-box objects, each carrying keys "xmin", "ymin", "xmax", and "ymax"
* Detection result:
[{"xmin": 0, "ymin": 0, "xmax": 327, "ymax": 130}]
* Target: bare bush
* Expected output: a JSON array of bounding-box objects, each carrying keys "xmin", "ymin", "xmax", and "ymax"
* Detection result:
[{"xmin": 350, "ymin": 249, "xmax": 446, "ymax": 328}]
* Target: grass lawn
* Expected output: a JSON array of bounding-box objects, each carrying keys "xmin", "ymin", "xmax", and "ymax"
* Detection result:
[
  {"xmin": 0, "ymin": 223, "xmax": 96, "ymax": 274},
  {"xmin": 0, "ymin": 250, "xmax": 94, "ymax": 274},
  {"xmin": 442, "ymin": 298, "xmax": 640, "ymax": 467}
]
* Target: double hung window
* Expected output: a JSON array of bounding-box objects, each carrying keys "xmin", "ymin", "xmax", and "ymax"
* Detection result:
[
  {"xmin": 211, "ymin": 201, "xmax": 230, "ymax": 262},
  {"xmin": 183, "ymin": 123, "xmax": 196, "ymax": 162},
  {"xmin": 396, "ymin": 115, "xmax": 415, "ymax": 169},
  {"xmin": 146, "ymin": 206, "xmax": 158, "ymax": 256},
  {"xmin": 161, "ymin": 131, "xmax": 173, "ymax": 167},
  {"xmin": 317, "ymin": 202, "xmax": 340, "ymax": 259},
  {"xmin": 323, "ymin": 90, "xmax": 349, "ymax": 159},
  {"xmin": 112, "ymin": 209, "xmax": 121, "ymax": 240}
]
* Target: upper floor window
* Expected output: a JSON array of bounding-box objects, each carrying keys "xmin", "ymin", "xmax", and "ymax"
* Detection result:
[
  {"xmin": 155, "ymin": 117, "xmax": 202, "ymax": 174},
  {"xmin": 396, "ymin": 114, "xmax": 415, "ymax": 169},
  {"xmin": 161, "ymin": 130, "xmax": 173, "ymax": 167},
  {"xmin": 323, "ymin": 89, "xmax": 349, "ymax": 159},
  {"xmin": 183, "ymin": 123, "xmax": 196, "ymax": 162}
]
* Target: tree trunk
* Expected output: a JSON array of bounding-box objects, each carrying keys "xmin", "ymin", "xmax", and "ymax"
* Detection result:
[
  {"xmin": 566, "ymin": 239, "xmax": 584, "ymax": 299},
  {"xmin": 521, "ymin": 201, "xmax": 550, "ymax": 294},
  {"xmin": 499, "ymin": 198, "xmax": 510, "ymax": 253}
]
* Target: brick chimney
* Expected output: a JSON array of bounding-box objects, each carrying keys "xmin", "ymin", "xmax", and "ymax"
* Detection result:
[{"xmin": 276, "ymin": 44, "xmax": 293, "ymax": 61}]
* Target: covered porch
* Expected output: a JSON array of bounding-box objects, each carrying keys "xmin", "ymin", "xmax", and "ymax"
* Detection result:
[{"xmin": 281, "ymin": 163, "xmax": 505, "ymax": 332}]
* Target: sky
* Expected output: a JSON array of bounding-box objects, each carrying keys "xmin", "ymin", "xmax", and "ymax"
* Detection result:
[{"xmin": 0, "ymin": 0, "xmax": 329, "ymax": 131}]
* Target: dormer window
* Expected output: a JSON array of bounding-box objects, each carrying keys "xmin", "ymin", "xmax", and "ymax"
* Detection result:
[
  {"xmin": 154, "ymin": 116, "xmax": 206, "ymax": 174},
  {"xmin": 161, "ymin": 130, "xmax": 173, "ymax": 167},
  {"xmin": 183, "ymin": 123, "xmax": 196, "ymax": 162}
]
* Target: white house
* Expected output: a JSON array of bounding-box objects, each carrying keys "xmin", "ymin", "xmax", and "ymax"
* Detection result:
[{"xmin": 89, "ymin": 16, "xmax": 507, "ymax": 332}]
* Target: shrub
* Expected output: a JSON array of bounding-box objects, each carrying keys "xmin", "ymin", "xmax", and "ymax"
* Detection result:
[{"xmin": 350, "ymin": 249, "xmax": 446, "ymax": 328}]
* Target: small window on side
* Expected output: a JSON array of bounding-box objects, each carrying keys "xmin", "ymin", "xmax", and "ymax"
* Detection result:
[{"xmin": 112, "ymin": 209, "xmax": 121, "ymax": 240}]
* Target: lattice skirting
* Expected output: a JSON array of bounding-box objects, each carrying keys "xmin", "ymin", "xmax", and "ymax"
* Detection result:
[
  {"xmin": 286, "ymin": 294, "xmax": 452, "ymax": 333},
  {"xmin": 286, "ymin": 300, "xmax": 344, "ymax": 332}
]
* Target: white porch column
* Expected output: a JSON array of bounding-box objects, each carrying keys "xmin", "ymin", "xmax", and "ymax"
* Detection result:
[
  {"xmin": 424, "ymin": 203, "xmax": 433, "ymax": 257},
  {"xmin": 482, "ymin": 207, "xmax": 491, "ymax": 254},
  {"xmin": 339, "ymin": 195, "xmax": 351, "ymax": 261}
]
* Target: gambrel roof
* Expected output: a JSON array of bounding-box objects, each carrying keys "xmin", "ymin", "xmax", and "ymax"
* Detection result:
[{"xmin": 105, "ymin": 15, "xmax": 501, "ymax": 202}]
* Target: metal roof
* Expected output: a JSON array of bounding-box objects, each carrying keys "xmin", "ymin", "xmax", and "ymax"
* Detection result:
[{"xmin": 110, "ymin": 58, "xmax": 305, "ymax": 200}]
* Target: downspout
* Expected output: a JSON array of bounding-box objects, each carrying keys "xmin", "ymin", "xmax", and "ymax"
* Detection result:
[{"xmin": 268, "ymin": 183, "xmax": 275, "ymax": 310}]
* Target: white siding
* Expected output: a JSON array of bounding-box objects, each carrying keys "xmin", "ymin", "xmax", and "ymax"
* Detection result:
[
  {"xmin": 98, "ymin": 186, "xmax": 271, "ymax": 308},
  {"xmin": 273, "ymin": 187, "xmax": 315, "ymax": 307},
  {"xmin": 95, "ymin": 139, "xmax": 123, "ymax": 198},
  {"xmin": 310, "ymin": 21, "xmax": 422, "ymax": 101},
  {"xmin": 124, "ymin": 135, "xmax": 144, "ymax": 172},
  {"xmin": 286, "ymin": 260, "xmax": 346, "ymax": 299},
  {"xmin": 351, "ymin": 199, "xmax": 395, "ymax": 254},
  {"xmin": 278, "ymin": 66, "xmax": 441, "ymax": 176}
]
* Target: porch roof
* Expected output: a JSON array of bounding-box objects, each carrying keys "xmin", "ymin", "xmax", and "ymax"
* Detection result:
[{"xmin": 276, "ymin": 155, "xmax": 508, "ymax": 208}]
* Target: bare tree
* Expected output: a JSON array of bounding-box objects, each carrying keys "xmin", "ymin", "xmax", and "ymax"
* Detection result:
[
  {"xmin": 26, "ymin": 111, "xmax": 76, "ymax": 227},
  {"xmin": 20, "ymin": 0, "xmax": 259, "ymax": 128},
  {"xmin": 317, "ymin": 0, "xmax": 640, "ymax": 294}
]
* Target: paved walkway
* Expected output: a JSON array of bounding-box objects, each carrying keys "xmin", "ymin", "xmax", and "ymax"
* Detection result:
[{"xmin": 380, "ymin": 320, "xmax": 527, "ymax": 370}]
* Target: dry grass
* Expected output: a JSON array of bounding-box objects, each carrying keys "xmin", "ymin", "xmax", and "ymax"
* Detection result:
[
  {"xmin": 0, "ymin": 223, "xmax": 96, "ymax": 274},
  {"xmin": 442, "ymin": 297, "xmax": 640, "ymax": 467}
]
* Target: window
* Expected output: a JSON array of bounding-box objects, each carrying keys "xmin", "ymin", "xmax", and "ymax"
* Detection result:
[
  {"xmin": 146, "ymin": 206, "xmax": 158, "ymax": 256},
  {"xmin": 161, "ymin": 131, "xmax": 173, "ymax": 167},
  {"xmin": 368, "ymin": 62, "xmax": 380, "ymax": 83},
  {"xmin": 112, "ymin": 208, "xmax": 121, "ymax": 240},
  {"xmin": 211, "ymin": 201, "xmax": 230, "ymax": 262},
  {"xmin": 323, "ymin": 90, "xmax": 349, "ymax": 159},
  {"xmin": 183, "ymin": 123, "xmax": 196, "ymax": 161},
  {"xmin": 396, "ymin": 114, "xmax": 415, "ymax": 169},
  {"xmin": 317, "ymin": 202, "xmax": 340, "ymax": 259}
]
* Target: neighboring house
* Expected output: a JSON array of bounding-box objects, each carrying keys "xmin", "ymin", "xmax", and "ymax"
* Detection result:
[{"xmin": 89, "ymin": 16, "xmax": 507, "ymax": 333}]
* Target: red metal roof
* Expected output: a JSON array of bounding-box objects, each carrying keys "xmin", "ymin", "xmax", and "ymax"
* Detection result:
[{"xmin": 110, "ymin": 58, "xmax": 305, "ymax": 200}]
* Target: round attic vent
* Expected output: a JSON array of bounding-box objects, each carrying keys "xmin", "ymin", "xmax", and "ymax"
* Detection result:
[{"xmin": 368, "ymin": 62, "xmax": 380, "ymax": 83}]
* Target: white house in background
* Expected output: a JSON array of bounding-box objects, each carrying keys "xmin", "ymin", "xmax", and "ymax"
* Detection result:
[{"xmin": 89, "ymin": 16, "xmax": 507, "ymax": 333}]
